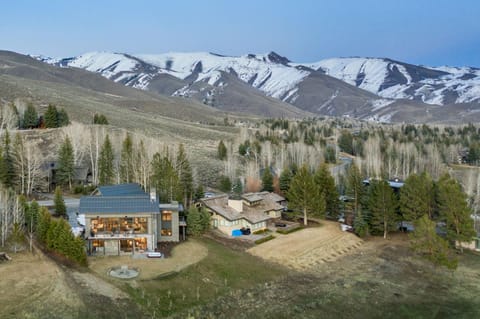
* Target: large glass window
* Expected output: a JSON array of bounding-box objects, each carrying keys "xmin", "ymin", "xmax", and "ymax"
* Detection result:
[
  {"xmin": 161, "ymin": 211, "xmax": 172, "ymax": 236},
  {"xmin": 91, "ymin": 217, "xmax": 148, "ymax": 234}
]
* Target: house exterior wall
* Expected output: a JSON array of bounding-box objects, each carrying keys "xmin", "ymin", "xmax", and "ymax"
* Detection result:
[
  {"xmin": 157, "ymin": 210, "xmax": 179, "ymax": 242},
  {"xmin": 85, "ymin": 213, "xmax": 157, "ymax": 255},
  {"xmin": 207, "ymin": 210, "xmax": 267, "ymax": 236},
  {"xmin": 268, "ymin": 210, "xmax": 282, "ymax": 218},
  {"xmin": 456, "ymin": 238, "xmax": 480, "ymax": 251}
]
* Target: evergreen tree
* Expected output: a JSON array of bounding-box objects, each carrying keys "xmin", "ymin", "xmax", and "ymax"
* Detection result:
[
  {"xmin": 151, "ymin": 152, "xmax": 181, "ymax": 202},
  {"xmin": 176, "ymin": 144, "xmax": 194, "ymax": 207},
  {"xmin": 325, "ymin": 146, "xmax": 336, "ymax": 163},
  {"xmin": 399, "ymin": 172, "xmax": 434, "ymax": 221},
  {"xmin": 54, "ymin": 186, "xmax": 67, "ymax": 218},
  {"xmin": 338, "ymin": 130, "xmax": 354, "ymax": 155},
  {"xmin": 194, "ymin": 184, "xmax": 204, "ymax": 201},
  {"xmin": 44, "ymin": 104, "xmax": 58, "ymax": 128},
  {"xmin": 57, "ymin": 109, "xmax": 70, "ymax": 127},
  {"xmin": 120, "ymin": 134, "xmax": 134, "ymax": 183},
  {"xmin": 25, "ymin": 200, "xmax": 40, "ymax": 233},
  {"xmin": 217, "ymin": 140, "xmax": 227, "ymax": 160},
  {"xmin": 93, "ymin": 113, "xmax": 109, "ymax": 125},
  {"xmin": 232, "ymin": 178, "xmax": 243, "ymax": 196},
  {"xmin": 218, "ymin": 175, "xmax": 232, "ymax": 193},
  {"xmin": 279, "ymin": 167, "xmax": 293, "ymax": 196},
  {"xmin": 0, "ymin": 130, "xmax": 16, "ymax": 188},
  {"xmin": 437, "ymin": 174, "xmax": 475, "ymax": 250},
  {"xmin": 287, "ymin": 164, "xmax": 325, "ymax": 225},
  {"xmin": 314, "ymin": 163, "xmax": 340, "ymax": 219},
  {"xmin": 186, "ymin": 206, "xmax": 204, "ymax": 236},
  {"xmin": 353, "ymin": 208, "xmax": 369, "ymax": 237},
  {"xmin": 36, "ymin": 207, "xmax": 51, "ymax": 244},
  {"xmin": 98, "ymin": 134, "xmax": 115, "ymax": 185},
  {"xmin": 368, "ymin": 180, "xmax": 398, "ymax": 238},
  {"xmin": 345, "ymin": 163, "xmax": 363, "ymax": 218},
  {"xmin": 410, "ymin": 215, "xmax": 458, "ymax": 270},
  {"xmin": 57, "ymin": 136, "xmax": 75, "ymax": 189},
  {"xmin": 22, "ymin": 103, "xmax": 38, "ymax": 129},
  {"xmin": 261, "ymin": 167, "xmax": 274, "ymax": 192}
]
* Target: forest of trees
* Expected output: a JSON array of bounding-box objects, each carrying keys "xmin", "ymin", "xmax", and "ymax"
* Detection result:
[{"xmin": 1, "ymin": 101, "xmax": 480, "ymax": 269}]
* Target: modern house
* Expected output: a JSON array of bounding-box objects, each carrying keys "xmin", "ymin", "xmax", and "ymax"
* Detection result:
[
  {"xmin": 200, "ymin": 192, "xmax": 285, "ymax": 236},
  {"xmin": 79, "ymin": 183, "xmax": 182, "ymax": 256}
]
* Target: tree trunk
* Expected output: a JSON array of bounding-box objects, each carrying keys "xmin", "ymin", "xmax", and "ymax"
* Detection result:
[{"xmin": 303, "ymin": 208, "xmax": 308, "ymax": 226}]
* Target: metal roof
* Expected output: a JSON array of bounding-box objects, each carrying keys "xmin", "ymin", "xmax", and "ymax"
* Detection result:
[
  {"xmin": 98, "ymin": 183, "xmax": 147, "ymax": 197},
  {"xmin": 79, "ymin": 196, "xmax": 159, "ymax": 214}
]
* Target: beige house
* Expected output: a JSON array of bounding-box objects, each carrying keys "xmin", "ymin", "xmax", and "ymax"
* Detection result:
[{"xmin": 200, "ymin": 192, "xmax": 285, "ymax": 236}]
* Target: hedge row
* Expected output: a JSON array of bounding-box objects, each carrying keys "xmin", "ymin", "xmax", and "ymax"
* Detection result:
[
  {"xmin": 254, "ymin": 234, "xmax": 275, "ymax": 245},
  {"xmin": 276, "ymin": 226, "xmax": 303, "ymax": 235}
]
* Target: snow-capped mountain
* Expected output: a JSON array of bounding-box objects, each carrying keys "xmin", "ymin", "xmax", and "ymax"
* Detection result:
[
  {"xmin": 306, "ymin": 57, "xmax": 480, "ymax": 105},
  {"xmin": 37, "ymin": 51, "xmax": 480, "ymax": 122}
]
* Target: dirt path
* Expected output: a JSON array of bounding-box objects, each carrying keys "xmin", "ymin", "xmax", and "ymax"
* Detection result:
[
  {"xmin": 0, "ymin": 247, "xmax": 143, "ymax": 319},
  {"xmin": 248, "ymin": 221, "xmax": 363, "ymax": 270},
  {"xmin": 88, "ymin": 240, "xmax": 208, "ymax": 281}
]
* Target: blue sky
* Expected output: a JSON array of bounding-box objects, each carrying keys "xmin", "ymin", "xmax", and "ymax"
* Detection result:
[{"xmin": 1, "ymin": 0, "xmax": 479, "ymax": 66}]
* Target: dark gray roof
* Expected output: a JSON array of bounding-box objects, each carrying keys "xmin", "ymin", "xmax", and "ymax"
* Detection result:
[
  {"xmin": 79, "ymin": 196, "xmax": 159, "ymax": 214},
  {"xmin": 98, "ymin": 183, "xmax": 147, "ymax": 197}
]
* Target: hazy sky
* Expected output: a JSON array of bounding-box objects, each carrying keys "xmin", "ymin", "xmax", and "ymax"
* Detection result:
[{"xmin": 1, "ymin": 0, "xmax": 479, "ymax": 66}]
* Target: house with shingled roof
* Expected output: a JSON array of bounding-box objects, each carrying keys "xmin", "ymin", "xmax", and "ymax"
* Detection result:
[
  {"xmin": 200, "ymin": 192, "xmax": 285, "ymax": 236},
  {"xmin": 79, "ymin": 183, "xmax": 182, "ymax": 256}
]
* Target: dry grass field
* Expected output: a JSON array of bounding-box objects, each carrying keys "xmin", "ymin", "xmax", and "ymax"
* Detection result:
[{"xmin": 248, "ymin": 221, "xmax": 363, "ymax": 270}]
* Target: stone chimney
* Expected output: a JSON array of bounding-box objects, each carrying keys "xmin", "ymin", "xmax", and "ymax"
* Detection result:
[{"xmin": 228, "ymin": 199, "xmax": 243, "ymax": 213}]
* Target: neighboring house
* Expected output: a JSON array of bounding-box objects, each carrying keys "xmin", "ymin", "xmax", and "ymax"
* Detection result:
[
  {"xmin": 200, "ymin": 192, "xmax": 285, "ymax": 236},
  {"xmin": 457, "ymin": 235, "xmax": 480, "ymax": 252},
  {"xmin": 79, "ymin": 183, "xmax": 181, "ymax": 256}
]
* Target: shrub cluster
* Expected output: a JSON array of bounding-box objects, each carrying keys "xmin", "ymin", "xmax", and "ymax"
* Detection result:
[{"xmin": 37, "ymin": 207, "xmax": 87, "ymax": 266}]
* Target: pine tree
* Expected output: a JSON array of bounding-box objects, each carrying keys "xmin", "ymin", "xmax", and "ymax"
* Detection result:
[
  {"xmin": 410, "ymin": 215, "xmax": 458, "ymax": 270},
  {"xmin": 0, "ymin": 130, "xmax": 16, "ymax": 188},
  {"xmin": 437, "ymin": 174, "xmax": 475, "ymax": 250},
  {"xmin": 217, "ymin": 140, "xmax": 227, "ymax": 160},
  {"xmin": 57, "ymin": 136, "xmax": 75, "ymax": 190},
  {"xmin": 345, "ymin": 163, "xmax": 363, "ymax": 219},
  {"xmin": 44, "ymin": 104, "xmax": 58, "ymax": 128},
  {"xmin": 368, "ymin": 180, "xmax": 398, "ymax": 238},
  {"xmin": 57, "ymin": 109, "xmax": 70, "ymax": 127},
  {"xmin": 22, "ymin": 103, "xmax": 38, "ymax": 129},
  {"xmin": 176, "ymin": 144, "xmax": 193, "ymax": 207},
  {"xmin": 218, "ymin": 175, "xmax": 232, "ymax": 193},
  {"xmin": 54, "ymin": 186, "xmax": 67, "ymax": 218},
  {"xmin": 314, "ymin": 163, "xmax": 340, "ymax": 219},
  {"xmin": 186, "ymin": 206, "xmax": 203, "ymax": 236},
  {"xmin": 279, "ymin": 167, "xmax": 293, "ymax": 196},
  {"xmin": 36, "ymin": 207, "xmax": 51, "ymax": 244},
  {"xmin": 399, "ymin": 172, "xmax": 435, "ymax": 221},
  {"xmin": 194, "ymin": 184, "xmax": 204, "ymax": 201},
  {"xmin": 287, "ymin": 164, "xmax": 325, "ymax": 225},
  {"xmin": 151, "ymin": 153, "xmax": 181, "ymax": 202},
  {"xmin": 120, "ymin": 134, "xmax": 134, "ymax": 183},
  {"xmin": 98, "ymin": 134, "xmax": 115, "ymax": 185},
  {"xmin": 261, "ymin": 167, "xmax": 274, "ymax": 192},
  {"xmin": 353, "ymin": 208, "xmax": 369, "ymax": 237}
]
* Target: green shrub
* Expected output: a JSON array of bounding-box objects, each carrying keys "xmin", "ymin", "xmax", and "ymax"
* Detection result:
[
  {"xmin": 253, "ymin": 229, "xmax": 269, "ymax": 235},
  {"xmin": 254, "ymin": 234, "xmax": 275, "ymax": 245}
]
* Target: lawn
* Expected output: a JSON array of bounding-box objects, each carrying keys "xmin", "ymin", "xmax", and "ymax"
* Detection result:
[{"xmin": 125, "ymin": 237, "xmax": 289, "ymax": 318}]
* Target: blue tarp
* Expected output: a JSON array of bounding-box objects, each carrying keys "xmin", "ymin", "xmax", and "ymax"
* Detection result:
[{"xmin": 232, "ymin": 229, "xmax": 242, "ymax": 237}]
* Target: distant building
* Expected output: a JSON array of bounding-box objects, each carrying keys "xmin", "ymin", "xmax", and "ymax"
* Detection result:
[{"xmin": 79, "ymin": 183, "xmax": 182, "ymax": 256}]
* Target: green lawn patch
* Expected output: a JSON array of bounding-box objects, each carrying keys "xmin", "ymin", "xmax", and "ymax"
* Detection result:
[{"xmin": 126, "ymin": 237, "xmax": 287, "ymax": 318}]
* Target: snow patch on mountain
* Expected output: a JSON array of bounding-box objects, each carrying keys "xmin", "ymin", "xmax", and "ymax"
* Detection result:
[{"xmin": 306, "ymin": 57, "xmax": 480, "ymax": 105}]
